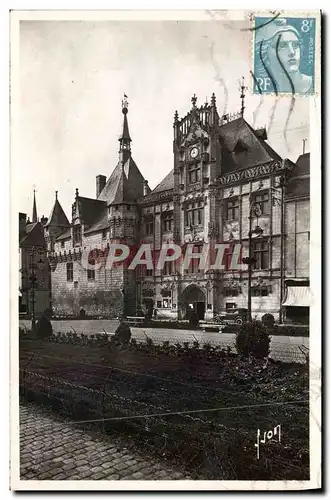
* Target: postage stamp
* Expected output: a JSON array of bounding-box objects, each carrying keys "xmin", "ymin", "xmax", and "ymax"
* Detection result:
[
  {"xmin": 10, "ymin": 8, "xmax": 322, "ymax": 493},
  {"xmin": 252, "ymin": 16, "xmax": 316, "ymax": 95}
]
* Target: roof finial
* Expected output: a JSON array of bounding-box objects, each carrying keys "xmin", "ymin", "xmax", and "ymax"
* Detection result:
[
  {"xmin": 191, "ymin": 94, "xmax": 197, "ymax": 108},
  {"xmin": 55, "ymin": 190, "xmax": 58, "ymax": 200},
  {"xmin": 211, "ymin": 92, "xmax": 216, "ymax": 107},
  {"xmin": 174, "ymin": 110, "xmax": 179, "ymax": 123},
  {"xmin": 239, "ymin": 76, "xmax": 247, "ymax": 118},
  {"xmin": 75, "ymin": 188, "xmax": 79, "ymax": 198},
  {"xmin": 122, "ymin": 93, "xmax": 129, "ymax": 115}
]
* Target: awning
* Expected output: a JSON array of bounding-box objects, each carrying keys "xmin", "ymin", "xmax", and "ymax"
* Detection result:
[{"xmin": 283, "ymin": 286, "xmax": 312, "ymax": 307}]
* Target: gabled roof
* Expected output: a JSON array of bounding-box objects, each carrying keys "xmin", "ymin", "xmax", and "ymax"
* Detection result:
[
  {"xmin": 150, "ymin": 169, "xmax": 174, "ymax": 194},
  {"xmin": 98, "ymin": 156, "xmax": 144, "ymax": 205},
  {"xmin": 218, "ymin": 117, "xmax": 281, "ymax": 173},
  {"xmin": 20, "ymin": 222, "xmax": 46, "ymax": 247},
  {"xmin": 45, "ymin": 198, "xmax": 70, "ymax": 228}
]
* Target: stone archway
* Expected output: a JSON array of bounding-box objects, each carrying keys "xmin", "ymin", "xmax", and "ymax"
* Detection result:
[{"xmin": 180, "ymin": 284, "xmax": 206, "ymax": 320}]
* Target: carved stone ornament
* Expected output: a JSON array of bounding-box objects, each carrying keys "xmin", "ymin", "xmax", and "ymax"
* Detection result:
[
  {"xmin": 218, "ymin": 161, "xmax": 283, "ymax": 185},
  {"xmin": 207, "ymin": 221, "xmax": 219, "ymax": 238},
  {"xmin": 173, "ymin": 228, "xmax": 180, "ymax": 244}
]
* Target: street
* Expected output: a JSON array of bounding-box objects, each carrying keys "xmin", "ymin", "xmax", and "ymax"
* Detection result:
[
  {"xmin": 20, "ymin": 404, "xmax": 191, "ymax": 481},
  {"xmin": 20, "ymin": 319, "xmax": 309, "ymax": 363}
]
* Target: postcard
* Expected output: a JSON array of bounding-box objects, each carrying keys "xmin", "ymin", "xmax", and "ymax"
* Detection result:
[{"xmin": 10, "ymin": 9, "xmax": 322, "ymax": 491}]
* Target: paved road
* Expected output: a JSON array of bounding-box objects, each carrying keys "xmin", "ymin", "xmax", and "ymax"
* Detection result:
[
  {"xmin": 20, "ymin": 404, "xmax": 191, "ymax": 481},
  {"xmin": 20, "ymin": 319, "xmax": 309, "ymax": 363}
]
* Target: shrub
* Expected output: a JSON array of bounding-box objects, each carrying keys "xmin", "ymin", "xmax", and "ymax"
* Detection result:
[
  {"xmin": 114, "ymin": 322, "xmax": 131, "ymax": 345},
  {"xmin": 35, "ymin": 314, "xmax": 53, "ymax": 340},
  {"xmin": 262, "ymin": 313, "xmax": 275, "ymax": 329},
  {"xmin": 236, "ymin": 320, "xmax": 271, "ymax": 360},
  {"xmin": 145, "ymin": 336, "xmax": 154, "ymax": 347},
  {"xmin": 161, "ymin": 340, "xmax": 170, "ymax": 353}
]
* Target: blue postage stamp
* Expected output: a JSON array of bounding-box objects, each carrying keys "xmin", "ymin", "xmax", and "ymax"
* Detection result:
[{"xmin": 253, "ymin": 16, "xmax": 316, "ymax": 95}]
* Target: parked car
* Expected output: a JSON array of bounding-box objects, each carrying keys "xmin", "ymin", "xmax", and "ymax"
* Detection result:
[{"xmin": 214, "ymin": 308, "xmax": 248, "ymax": 326}]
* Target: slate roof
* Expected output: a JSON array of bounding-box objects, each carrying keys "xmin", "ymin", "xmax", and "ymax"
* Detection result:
[
  {"xmin": 151, "ymin": 169, "xmax": 174, "ymax": 194},
  {"xmin": 218, "ymin": 118, "xmax": 281, "ymax": 173},
  {"xmin": 20, "ymin": 222, "xmax": 46, "ymax": 247},
  {"xmin": 45, "ymin": 198, "xmax": 70, "ymax": 228},
  {"xmin": 84, "ymin": 211, "xmax": 109, "ymax": 235},
  {"xmin": 56, "ymin": 228, "xmax": 72, "ymax": 241},
  {"xmin": 294, "ymin": 152, "xmax": 310, "ymax": 176},
  {"xmin": 285, "ymin": 152, "xmax": 310, "ymax": 199},
  {"xmin": 98, "ymin": 157, "xmax": 145, "ymax": 205},
  {"xmin": 76, "ymin": 196, "xmax": 106, "ymax": 226}
]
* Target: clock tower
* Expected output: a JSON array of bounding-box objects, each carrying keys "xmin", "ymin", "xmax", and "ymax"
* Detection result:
[{"xmin": 172, "ymin": 93, "xmax": 222, "ymax": 318}]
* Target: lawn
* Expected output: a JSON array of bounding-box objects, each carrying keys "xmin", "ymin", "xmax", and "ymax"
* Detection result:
[{"xmin": 19, "ymin": 333, "xmax": 309, "ymax": 480}]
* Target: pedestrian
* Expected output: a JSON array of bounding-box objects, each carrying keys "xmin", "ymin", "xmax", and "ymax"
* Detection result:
[{"xmin": 153, "ymin": 307, "xmax": 158, "ymax": 320}]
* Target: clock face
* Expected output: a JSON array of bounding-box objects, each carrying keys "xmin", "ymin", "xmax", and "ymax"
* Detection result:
[{"xmin": 190, "ymin": 147, "xmax": 199, "ymax": 159}]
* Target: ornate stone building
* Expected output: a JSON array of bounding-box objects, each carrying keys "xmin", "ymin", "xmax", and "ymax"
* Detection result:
[{"xmin": 45, "ymin": 94, "xmax": 310, "ymax": 322}]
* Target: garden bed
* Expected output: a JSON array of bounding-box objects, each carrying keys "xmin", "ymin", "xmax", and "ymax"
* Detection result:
[{"xmin": 19, "ymin": 332, "xmax": 309, "ymax": 480}]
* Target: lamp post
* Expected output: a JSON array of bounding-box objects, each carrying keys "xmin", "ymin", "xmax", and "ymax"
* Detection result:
[
  {"xmin": 121, "ymin": 288, "xmax": 127, "ymax": 320},
  {"xmin": 242, "ymin": 201, "xmax": 264, "ymax": 322}
]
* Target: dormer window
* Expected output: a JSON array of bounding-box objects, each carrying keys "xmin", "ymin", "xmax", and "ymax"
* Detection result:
[{"xmin": 232, "ymin": 140, "xmax": 247, "ymax": 154}]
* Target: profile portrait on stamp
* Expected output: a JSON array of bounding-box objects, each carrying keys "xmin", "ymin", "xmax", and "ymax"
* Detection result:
[{"xmin": 253, "ymin": 17, "xmax": 316, "ymax": 95}]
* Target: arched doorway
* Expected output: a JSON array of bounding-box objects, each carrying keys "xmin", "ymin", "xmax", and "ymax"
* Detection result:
[{"xmin": 180, "ymin": 284, "xmax": 206, "ymax": 320}]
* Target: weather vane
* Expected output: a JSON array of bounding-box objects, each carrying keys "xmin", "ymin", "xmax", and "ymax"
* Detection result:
[{"xmin": 122, "ymin": 93, "xmax": 129, "ymax": 112}]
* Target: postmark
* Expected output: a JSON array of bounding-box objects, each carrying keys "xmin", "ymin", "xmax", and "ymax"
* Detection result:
[{"xmin": 252, "ymin": 16, "xmax": 316, "ymax": 95}]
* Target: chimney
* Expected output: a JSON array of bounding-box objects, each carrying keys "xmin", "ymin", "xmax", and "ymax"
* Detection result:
[
  {"xmin": 40, "ymin": 215, "xmax": 48, "ymax": 226},
  {"xmin": 143, "ymin": 180, "xmax": 151, "ymax": 196},
  {"xmin": 19, "ymin": 212, "xmax": 27, "ymax": 240},
  {"xmin": 96, "ymin": 175, "xmax": 107, "ymax": 198}
]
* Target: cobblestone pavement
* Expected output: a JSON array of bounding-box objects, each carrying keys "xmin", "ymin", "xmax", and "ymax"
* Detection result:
[
  {"xmin": 20, "ymin": 318, "xmax": 309, "ymax": 363},
  {"xmin": 20, "ymin": 404, "xmax": 191, "ymax": 481}
]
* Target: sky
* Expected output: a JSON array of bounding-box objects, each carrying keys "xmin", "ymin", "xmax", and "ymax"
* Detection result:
[{"xmin": 16, "ymin": 18, "xmax": 310, "ymax": 221}]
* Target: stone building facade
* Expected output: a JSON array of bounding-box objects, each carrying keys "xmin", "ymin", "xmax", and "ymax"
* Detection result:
[{"xmin": 46, "ymin": 94, "xmax": 310, "ymax": 322}]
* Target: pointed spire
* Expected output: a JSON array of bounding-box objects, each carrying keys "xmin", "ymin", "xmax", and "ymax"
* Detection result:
[
  {"xmin": 119, "ymin": 94, "xmax": 132, "ymax": 163},
  {"xmin": 32, "ymin": 189, "xmax": 37, "ymax": 223},
  {"xmin": 45, "ymin": 191, "xmax": 70, "ymax": 228}
]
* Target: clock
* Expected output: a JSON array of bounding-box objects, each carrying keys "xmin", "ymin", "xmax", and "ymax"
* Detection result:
[{"xmin": 190, "ymin": 147, "xmax": 199, "ymax": 159}]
